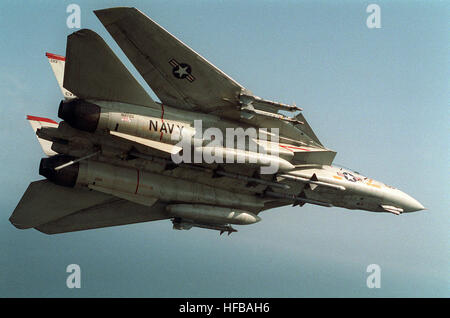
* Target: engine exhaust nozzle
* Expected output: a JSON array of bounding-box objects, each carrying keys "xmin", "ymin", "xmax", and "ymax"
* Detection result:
[
  {"xmin": 39, "ymin": 154, "xmax": 79, "ymax": 187},
  {"xmin": 58, "ymin": 99, "xmax": 101, "ymax": 132}
]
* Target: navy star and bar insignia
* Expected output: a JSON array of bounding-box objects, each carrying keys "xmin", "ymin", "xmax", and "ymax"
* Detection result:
[{"xmin": 169, "ymin": 59, "xmax": 196, "ymax": 82}]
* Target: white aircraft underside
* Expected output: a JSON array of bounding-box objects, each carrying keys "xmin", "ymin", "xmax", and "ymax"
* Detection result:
[{"xmin": 10, "ymin": 7, "xmax": 424, "ymax": 235}]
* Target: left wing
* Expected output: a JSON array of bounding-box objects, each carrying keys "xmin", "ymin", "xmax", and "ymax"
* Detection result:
[
  {"xmin": 10, "ymin": 179, "xmax": 168, "ymax": 234},
  {"xmin": 36, "ymin": 200, "xmax": 169, "ymax": 234},
  {"xmin": 10, "ymin": 180, "xmax": 116, "ymax": 229},
  {"xmin": 94, "ymin": 7, "xmax": 245, "ymax": 112}
]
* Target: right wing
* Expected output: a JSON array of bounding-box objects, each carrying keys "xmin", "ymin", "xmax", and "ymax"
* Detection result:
[
  {"xmin": 94, "ymin": 7, "xmax": 245, "ymax": 112},
  {"xmin": 93, "ymin": 7, "xmax": 335, "ymax": 161}
]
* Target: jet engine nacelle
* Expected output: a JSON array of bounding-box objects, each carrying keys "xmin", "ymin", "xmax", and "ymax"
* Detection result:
[
  {"xmin": 38, "ymin": 156, "xmax": 264, "ymax": 210},
  {"xmin": 58, "ymin": 99, "xmax": 293, "ymax": 161},
  {"xmin": 58, "ymin": 99, "xmax": 192, "ymax": 144}
]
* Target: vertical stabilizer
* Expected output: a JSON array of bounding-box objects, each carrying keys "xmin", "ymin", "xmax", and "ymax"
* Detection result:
[
  {"xmin": 45, "ymin": 52, "xmax": 76, "ymax": 100},
  {"xmin": 63, "ymin": 29, "xmax": 158, "ymax": 108},
  {"xmin": 26, "ymin": 115, "xmax": 58, "ymax": 156}
]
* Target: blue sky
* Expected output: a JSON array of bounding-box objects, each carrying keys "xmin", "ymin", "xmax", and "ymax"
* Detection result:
[{"xmin": 0, "ymin": 0, "xmax": 448, "ymax": 297}]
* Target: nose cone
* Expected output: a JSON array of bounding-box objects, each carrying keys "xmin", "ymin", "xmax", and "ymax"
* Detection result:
[
  {"xmin": 390, "ymin": 190, "xmax": 425, "ymax": 213},
  {"xmin": 403, "ymin": 196, "xmax": 425, "ymax": 212}
]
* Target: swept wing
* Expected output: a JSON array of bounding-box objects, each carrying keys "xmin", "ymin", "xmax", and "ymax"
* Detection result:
[
  {"xmin": 10, "ymin": 180, "xmax": 168, "ymax": 234},
  {"xmin": 94, "ymin": 7, "xmax": 244, "ymax": 112}
]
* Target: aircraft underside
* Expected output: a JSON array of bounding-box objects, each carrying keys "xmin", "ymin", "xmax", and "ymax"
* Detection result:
[{"xmin": 10, "ymin": 7, "xmax": 424, "ymax": 236}]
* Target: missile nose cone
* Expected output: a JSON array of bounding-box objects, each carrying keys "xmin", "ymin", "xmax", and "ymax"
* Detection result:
[{"xmin": 238, "ymin": 213, "xmax": 261, "ymax": 225}]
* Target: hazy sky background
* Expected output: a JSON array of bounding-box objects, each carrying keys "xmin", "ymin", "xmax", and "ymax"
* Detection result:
[{"xmin": 0, "ymin": 0, "xmax": 448, "ymax": 297}]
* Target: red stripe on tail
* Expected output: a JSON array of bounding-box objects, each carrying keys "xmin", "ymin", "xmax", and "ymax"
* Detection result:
[
  {"xmin": 45, "ymin": 52, "xmax": 65, "ymax": 61},
  {"xmin": 26, "ymin": 115, "xmax": 58, "ymax": 125}
]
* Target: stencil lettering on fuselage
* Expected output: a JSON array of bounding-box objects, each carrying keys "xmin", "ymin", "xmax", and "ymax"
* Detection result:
[{"xmin": 149, "ymin": 119, "xmax": 185, "ymax": 135}]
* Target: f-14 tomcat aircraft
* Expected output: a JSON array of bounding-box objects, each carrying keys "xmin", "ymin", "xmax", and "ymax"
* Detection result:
[{"xmin": 10, "ymin": 7, "xmax": 425, "ymax": 235}]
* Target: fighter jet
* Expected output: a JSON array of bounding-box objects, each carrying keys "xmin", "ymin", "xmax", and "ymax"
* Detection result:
[{"xmin": 10, "ymin": 7, "xmax": 425, "ymax": 235}]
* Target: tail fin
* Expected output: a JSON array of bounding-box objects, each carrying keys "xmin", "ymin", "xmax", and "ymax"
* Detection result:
[
  {"xmin": 63, "ymin": 29, "xmax": 157, "ymax": 107},
  {"xmin": 26, "ymin": 115, "xmax": 58, "ymax": 156},
  {"xmin": 45, "ymin": 52, "xmax": 76, "ymax": 99}
]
